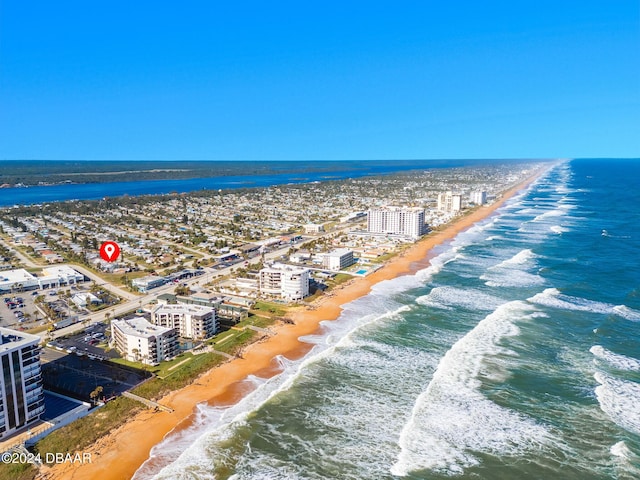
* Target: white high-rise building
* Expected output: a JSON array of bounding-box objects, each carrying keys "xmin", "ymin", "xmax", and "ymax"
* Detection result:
[
  {"xmin": 260, "ymin": 264, "xmax": 310, "ymax": 301},
  {"xmin": 437, "ymin": 192, "xmax": 462, "ymax": 213},
  {"xmin": 470, "ymin": 190, "xmax": 487, "ymax": 205},
  {"xmin": 151, "ymin": 304, "xmax": 218, "ymax": 340},
  {"xmin": 111, "ymin": 317, "xmax": 178, "ymax": 365},
  {"xmin": 0, "ymin": 328, "xmax": 44, "ymax": 439},
  {"xmin": 367, "ymin": 206, "xmax": 428, "ymax": 239}
]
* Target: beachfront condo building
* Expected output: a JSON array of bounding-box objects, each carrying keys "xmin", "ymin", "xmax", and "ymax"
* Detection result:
[
  {"xmin": 323, "ymin": 248, "xmax": 355, "ymax": 271},
  {"xmin": 111, "ymin": 317, "xmax": 178, "ymax": 365},
  {"xmin": 470, "ymin": 190, "xmax": 487, "ymax": 205},
  {"xmin": 437, "ymin": 191, "xmax": 463, "ymax": 213},
  {"xmin": 367, "ymin": 206, "xmax": 428, "ymax": 239},
  {"xmin": 260, "ymin": 263, "xmax": 310, "ymax": 301},
  {"xmin": 0, "ymin": 328, "xmax": 44, "ymax": 439},
  {"xmin": 151, "ymin": 304, "xmax": 218, "ymax": 340}
]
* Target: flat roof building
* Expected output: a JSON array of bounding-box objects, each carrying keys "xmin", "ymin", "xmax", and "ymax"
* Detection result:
[
  {"xmin": 0, "ymin": 269, "xmax": 39, "ymax": 292},
  {"xmin": 260, "ymin": 264, "xmax": 310, "ymax": 301},
  {"xmin": 132, "ymin": 276, "xmax": 167, "ymax": 293},
  {"xmin": 470, "ymin": 190, "xmax": 487, "ymax": 205},
  {"xmin": 0, "ymin": 328, "xmax": 44, "ymax": 439},
  {"xmin": 437, "ymin": 192, "xmax": 462, "ymax": 213},
  {"xmin": 0, "ymin": 267, "xmax": 85, "ymax": 293},
  {"xmin": 367, "ymin": 206, "xmax": 427, "ymax": 239},
  {"xmin": 323, "ymin": 249, "xmax": 355, "ymax": 271},
  {"xmin": 151, "ymin": 304, "xmax": 218, "ymax": 340},
  {"xmin": 40, "ymin": 266, "xmax": 85, "ymax": 285},
  {"xmin": 111, "ymin": 317, "xmax": 177, "ymax": 365}
]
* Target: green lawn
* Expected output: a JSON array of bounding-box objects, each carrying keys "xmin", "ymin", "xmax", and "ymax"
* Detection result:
[
  {"xmin": 0, "ymin": 463, "xmax": 37, "ymax": 480},
  {"xmin": 251, "ymin": 300, "xmax": 287, "ymax": 317},
  {"xmin": 130, "ymin": 352, "xmax": 225, "ymax": 401}
]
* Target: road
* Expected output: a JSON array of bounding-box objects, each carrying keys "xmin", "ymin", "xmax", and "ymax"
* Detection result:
[
  {"xmin": 0, "ymin": 236, "xmax": 137, "ymax": 301},
  {"xmin": 43, "ymin": 241, "xmax": 297, "ymax": 341},
  {"xmin": 0, "ymin": 236, "xmax": 39, "ymax": 268},
  {"xmin": 6, "ymin": 221, "xmax": 364, "ymax": 342}
]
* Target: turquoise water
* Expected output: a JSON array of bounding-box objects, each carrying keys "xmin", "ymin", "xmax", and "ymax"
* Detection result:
[{"xmin": 134, "ymin": 159, "xmax": 640, "ymax": 479}]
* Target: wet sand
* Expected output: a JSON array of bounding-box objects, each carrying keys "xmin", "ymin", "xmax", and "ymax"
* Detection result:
[{"xmin": 38, "ymin": 170, "xmax": 544, "ymax": 480}]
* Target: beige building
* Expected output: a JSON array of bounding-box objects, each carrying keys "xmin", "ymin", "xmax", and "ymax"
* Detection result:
[
  {"xmin": 304, "ymin": 223, "xmax": 325, "ymax": 234},
  {"xmin": 111, "ymin": 317, "xmax": 177, "ymax": 365},
  {"xmin": 437, "ymin": 191, "xmax": 462, "ymax": 213},
  {"xmin": 151, "ymin": 304, "xmax": 218, "ymax": 340}
]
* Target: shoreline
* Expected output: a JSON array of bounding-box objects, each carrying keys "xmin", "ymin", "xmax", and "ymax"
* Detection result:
[{"xmin": 38, "ymin": 168, "xmax": 547, "ymax": 480}]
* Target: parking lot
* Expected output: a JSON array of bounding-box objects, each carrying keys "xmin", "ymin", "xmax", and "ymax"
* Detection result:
[
  {"xmin": 47, "ymin": 321, "xmax": 117, "ymax": 358},
  {"xmin": 0, "ymin": 283, "xmax": 101, "ymax": 331},
  {"xmin": 0, "ymin": 291, "xmax": 47, "ymax": 330}
]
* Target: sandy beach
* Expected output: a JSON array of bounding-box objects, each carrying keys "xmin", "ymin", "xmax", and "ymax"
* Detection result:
[{"xmin": 38, "ymin": 169, "xmax": 545, "ymax": 480}]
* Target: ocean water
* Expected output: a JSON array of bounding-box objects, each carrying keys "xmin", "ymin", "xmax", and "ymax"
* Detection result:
[{"xmin": 134, "ymin": 159, "xmax": 640, "ymax": 480}]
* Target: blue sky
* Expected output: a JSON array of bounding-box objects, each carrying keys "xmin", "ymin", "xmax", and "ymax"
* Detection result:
[{"xmin": 1, "ymin": 1, "xmax": 638, "ymax": 160}]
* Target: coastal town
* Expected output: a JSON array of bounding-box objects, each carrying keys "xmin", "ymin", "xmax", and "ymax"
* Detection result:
[{"xmin": 0, "ymin": 161, "xmax": 545, "ymax": 479}]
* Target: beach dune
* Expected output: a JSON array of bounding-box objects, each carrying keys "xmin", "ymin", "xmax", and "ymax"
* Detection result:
[{"xmin": 38, "ymin": 170, "xmax": 544, "ymax": 480}]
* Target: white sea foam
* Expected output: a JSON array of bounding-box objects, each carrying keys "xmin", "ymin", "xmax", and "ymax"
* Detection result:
[
  {"xmin": 590, "ymin": 345, "xmax": 640, "ymax": 372},
  {"xmin": 481, "ymin": 269, "xmax": 545, "ymax": 288},
  {"xmin": 489, "ymin": 248, "xmax": 538, "ymax": 269},
  {"xmin": 136, "ymin": 297, "xmax": 414, "ymax": 479},
  {"xmin": 613, "ymin": 305, "xmax": 640, "ymax": 322},
  {"xmin": 610, "ymin": 439, "xmax": 640, "ymax": 472},
  {"xmin": 594, "ymin": 372, "xmax": 640, "ymax": 436},
  {"xmin": 550, "ymin": 225, "xmax": 569, "ymax": 234},
  {"xmin": 529, "ymin": 289, "xmax": 639, "ymax": 322},
  {"xmin": 391, "ymin": 301, "xmax": 550, "ymax": 476},
  {"xmin": 533, "ymin": 209, "xmax": 565, "ymax": 222},
  {"xmin": 416, "ymin": 286, "xmax": 505, "ymax": 311},
  {"xmin": 611, "ymin": 440, "xmax": 632, "ymax": 459}
]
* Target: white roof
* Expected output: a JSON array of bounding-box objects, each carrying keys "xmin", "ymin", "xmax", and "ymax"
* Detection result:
[
  {"xmin": 326, "ymin": 248, "xmax": 353, "ymax": 257},
  {"xmin": 0, "ymin": 268, "xmax": 37, "ymax": 283},
  {"xmin": 152, "ymin": 304, "xmax": 214, "ymax": 315},
  {"xmin": 42, "ymin": 266, "xmax": 83, "ymax": 278},
  {"xmin": 0, "ymin": 327, "xmax": 40, "ymax": 353},
  {"xmin": 112, "ymin": 317, "xmax": 174, "ymax": 339}
]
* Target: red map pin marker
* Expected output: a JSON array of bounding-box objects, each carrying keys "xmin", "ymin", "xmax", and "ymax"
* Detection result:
[{"xmin": 99, "ymin": 241, "xmax": 120, "ymax": 262}]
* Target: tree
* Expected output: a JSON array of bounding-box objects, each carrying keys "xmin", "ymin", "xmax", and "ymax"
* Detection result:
[{"xmin": 90, "ymin": 386, "xmax": 104, "ymax": 405}]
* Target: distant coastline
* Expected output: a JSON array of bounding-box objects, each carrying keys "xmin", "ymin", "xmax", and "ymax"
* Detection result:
[{"xmin": 0, "ymin": 159, "xmax": 542, "ymax": 207}]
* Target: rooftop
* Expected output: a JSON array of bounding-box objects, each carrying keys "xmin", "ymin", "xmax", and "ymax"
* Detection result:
[
  {"xmin": 112, "ymin": 317, "xmax": 174, "ymax": 338},
  {"xmin": 326, "ymin": 248, "xmax": 353, "ymax": 257},
  {"xmin": 0, "ymin": 327, "xmax": 40, "ymax": 353},
  {"xmin": 0, "ymin": 268, "xmax": 36, "ymax": 283},
  {"xmin": 152, "ymin": 303, "xmax": 214, "ymax": 315}
]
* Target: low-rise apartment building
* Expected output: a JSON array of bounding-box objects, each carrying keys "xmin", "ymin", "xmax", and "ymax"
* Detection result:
[
  {"xmin": 323, "ymin": 248, "xmax": 355, "ymax": 271},
  {"xmin": 111, "ymin": 317, "xmax": 177, "ymax": 365},
  {"xmin": 151, "ymin": 304, "xmax": 218, "ymax": 340}
]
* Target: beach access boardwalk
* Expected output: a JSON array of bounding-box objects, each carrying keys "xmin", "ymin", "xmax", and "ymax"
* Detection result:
[
  {"xmin": 122, "ymin": 391, "xmax": 174, "ymax": 413},
  {"xmin": 192, "ymin": 344, "xmax": 236, "ymax": 359}
]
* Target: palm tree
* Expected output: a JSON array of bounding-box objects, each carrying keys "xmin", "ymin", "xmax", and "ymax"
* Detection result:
[{"xmin": 89, "ymin": 386, "xmax": 103, "ymax": 405}]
